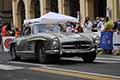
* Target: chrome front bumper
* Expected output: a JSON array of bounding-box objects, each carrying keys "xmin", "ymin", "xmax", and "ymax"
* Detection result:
[
  {"xmin": 62, "ymin": 48, "xmax": 96, "ymax": 54},
  {"xmin": 45, "ymin": 50, "xmax": 60, "ymax": 54},
  {"xmin": 97, "ymin": 48, "xmax": 103, "ymax": 52},
  {"xmin": 45, "ymin": 48, "xmax": 97, "ymax": 55}
]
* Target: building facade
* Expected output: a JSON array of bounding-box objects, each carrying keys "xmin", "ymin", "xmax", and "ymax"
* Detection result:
[
  {"xmin": 0, "ymin": 0, "xmax": 12, "ymax": 28},
  {"xmin": 12, "ymin": 0, "xmax": 120, "ymax": 29}
]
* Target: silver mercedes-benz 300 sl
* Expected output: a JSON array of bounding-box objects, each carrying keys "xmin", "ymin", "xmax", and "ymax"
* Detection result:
[{"xmin": 10, "ymin": 23, "xmax": 99, "ymax": 63}]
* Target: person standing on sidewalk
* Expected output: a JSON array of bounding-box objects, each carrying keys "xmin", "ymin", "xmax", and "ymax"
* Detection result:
[
  {"xmin": 96, "ymin": 18, "xmax": 105, "ymax": 32},
  {"xmin": 15, "ymin": 28, "xmax": 21, "ymax": 38},
  {"xmin": 103, "ymin": 17, "xmax": 114, "ymax": 54},
  {"xmin": 1, "ymin": 23, "xmax": 10, "ymax": 36},
  {"xmin": 83, "ymin": 17, "xmax": 93, "ymax": 32},
  {"xmin": 104, "ymin": 17, "xmax": 114, "ymax": 32}
]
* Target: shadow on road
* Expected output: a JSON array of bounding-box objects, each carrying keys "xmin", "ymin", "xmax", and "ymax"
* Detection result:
[{"xmin": 10, "ymin": 57, "xmax": 105, "ymax": 65}]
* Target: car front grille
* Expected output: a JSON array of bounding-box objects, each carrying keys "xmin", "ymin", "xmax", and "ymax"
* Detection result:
[{"xmin": 62, "ymin": 41, "xmax": 91, "ymax": 49}]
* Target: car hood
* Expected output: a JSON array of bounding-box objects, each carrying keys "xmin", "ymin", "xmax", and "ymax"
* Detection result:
[
  {"xmin": 50, "ymin": 32, "xmax": 92, "ymax": 43},
  {"xmin": 28, "ymin": 33, "xmax": 56, "ymax": 41},
  {"xmin": 28, "ymin": 32, "xmax": 92, "ymax": 43}
]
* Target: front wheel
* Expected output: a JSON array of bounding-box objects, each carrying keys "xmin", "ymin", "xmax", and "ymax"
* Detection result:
[
  {"xmin": 36, "ymin": 45, "xmax": 50, "ymax": 64},
  {"xmin": 36, "ymin": 45, "xmax": 60, "ymax": 64},
  {"xmin": 82, "ymin": 52, "xmax": 96, "ymax": 63}
]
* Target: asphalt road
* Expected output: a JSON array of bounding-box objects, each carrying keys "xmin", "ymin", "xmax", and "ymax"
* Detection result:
[
  {"xmin": 0, "ymin": 46, "xmax": 120, "ymax": 80},
  {"xmin": 0, "ymin": 52, "xmax": 88, "ymax": 80}
]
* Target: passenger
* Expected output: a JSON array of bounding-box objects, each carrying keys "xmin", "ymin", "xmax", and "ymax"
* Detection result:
[
  {"xmin": 66, "ymin": 22, "xmax": 75, "ymax": 32},
  {"xmin": 75, "ymin": 23, "xmax": 83, "ymax": 33},
  {"xmin": 58, "ymin": 24, "xmax": 66, "ymax": 32}
]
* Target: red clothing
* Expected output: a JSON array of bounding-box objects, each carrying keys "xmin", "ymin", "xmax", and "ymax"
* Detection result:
[
  {"xmin": 15, "ymin": 31, "xmax": 21, "ymax": 38},
  {"xmin": 1, "ymin": 25, "xmax": 8, "ymax": 36},
  {"xmin": 76, "ymin": 26, "xmax": 83, "ymax": 32}
]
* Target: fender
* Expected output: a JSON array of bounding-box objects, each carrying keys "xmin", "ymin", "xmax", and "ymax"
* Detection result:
[{"xmin": 28, "ymin": 37, "xmax": 47, "ymax": 42}]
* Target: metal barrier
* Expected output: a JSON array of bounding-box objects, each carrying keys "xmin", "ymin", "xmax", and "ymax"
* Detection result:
[{"xmin": 99, "ymin": 31, "xmax": 120, "ymax": 55}]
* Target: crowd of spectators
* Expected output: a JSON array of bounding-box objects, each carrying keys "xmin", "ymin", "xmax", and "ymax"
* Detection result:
[
  {"xmin": 85, "ymin": 16, "xmax": 106, "ymax": 32},
  {"xmin": 63, "ymin": 17, "xmax": 120, "ymax": 33}
]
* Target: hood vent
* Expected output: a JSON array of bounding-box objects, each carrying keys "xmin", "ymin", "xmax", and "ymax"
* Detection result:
[{"xmin": 62, "ymin": 41, "xmax": 91, "ymax": 49}]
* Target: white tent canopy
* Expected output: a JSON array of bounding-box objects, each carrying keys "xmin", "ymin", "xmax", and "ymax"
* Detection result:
[
  {"xmin": 24, "ymin": 12, "xmax": 79, "ymax": 24},
  {"xmin": 24, "ymin": 18, "xmax": 39, "ymax": 24}
]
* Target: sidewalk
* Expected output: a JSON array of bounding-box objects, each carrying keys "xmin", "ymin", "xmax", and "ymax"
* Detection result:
[
  {"xmin": 97, "ymin": 50, "xmax": 120, "ymax": 56},
  {"xmin": 97, "ymin": 50, "xmax": 120, "ymax": 60},
  {"xmin": 98, "ymin": 54, "xmax": 120, "ymax": 59}
]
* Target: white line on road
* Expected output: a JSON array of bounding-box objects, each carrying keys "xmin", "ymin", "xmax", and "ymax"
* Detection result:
[
  {"xmin": 96, "ymin": 57, "xmax": 120, "ymax": 61},
  {"xmin": 95, "ymin": 60, "xmax": 120, "ymax": 63},
  {"xmin": 0, "ymin": 64, "xmax": 24, "ymax": 70},
  {"xmin": 8, "ymin": 61, "xmax": 48, "ymax": 67},
  {"xmin": 7, "ymin": 59, "xmax": 120, "ymax": 79}
]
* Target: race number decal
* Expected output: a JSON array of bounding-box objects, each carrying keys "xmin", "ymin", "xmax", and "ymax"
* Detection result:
[
  {"xmin": 4, "ymin": 38, "xmax": 13, "ymax": 49},
  {"xmin": 2, "ymin": 37, "xmax": 15, "ymax": 52}
]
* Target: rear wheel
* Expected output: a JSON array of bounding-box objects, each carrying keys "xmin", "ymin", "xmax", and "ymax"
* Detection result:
[{"xmin": 82, "ymin": 52, "xmax": 96, "ymax": 63}]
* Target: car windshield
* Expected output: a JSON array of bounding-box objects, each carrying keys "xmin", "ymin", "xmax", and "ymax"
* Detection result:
[{"xmin": 33, "ymin": 24, "xmax": 64, "ymax": 34}]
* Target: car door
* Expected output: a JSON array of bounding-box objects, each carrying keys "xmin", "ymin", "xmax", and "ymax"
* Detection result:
[{"xmin": 16, "ymin": 26, "xmax": 34, "ymax": 54}]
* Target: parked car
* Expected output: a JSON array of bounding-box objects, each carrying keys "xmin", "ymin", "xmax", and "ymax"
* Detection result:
[{"xmin": 10, "ymin": 23, "xmax": 98, "ymax": 63}]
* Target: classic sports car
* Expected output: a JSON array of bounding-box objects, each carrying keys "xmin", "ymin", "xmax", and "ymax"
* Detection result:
[{"xmin": 10, "ymin": 23, "xmax": 99, "ymax": 63}]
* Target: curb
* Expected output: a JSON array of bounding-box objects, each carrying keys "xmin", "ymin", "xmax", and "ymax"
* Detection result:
[
  {"xmin": 113, "ymin": 50, "xmax": 120, "ymax": 56},
  {"xmin": 97, "ymin": 50, "xmax": 120, "ymax": 56}
]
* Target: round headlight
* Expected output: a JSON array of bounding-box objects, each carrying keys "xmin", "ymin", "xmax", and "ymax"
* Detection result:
[
  {"xmin": 52, "ymin": 38, "xmax": 59, "ymax": 49},
  {"xmin": 94, "ymin": 36, "xmax": 100, "ymax": 44}
]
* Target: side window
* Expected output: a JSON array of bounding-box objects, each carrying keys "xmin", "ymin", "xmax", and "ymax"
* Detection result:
[{"xmin": 23, "ymin": 27, "xmax": 31, "ymax": 36}]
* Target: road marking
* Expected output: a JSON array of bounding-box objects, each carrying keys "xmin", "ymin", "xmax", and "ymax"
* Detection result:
[
  {"xmin": 30, "ymin": 66, "xmax": 120, "ymax": 80},
  {"xmin": 8, "ymin": 61, "xmax": 48, "ymax": 67},
  {"xmin": 95, "ymin": 60, "xmax": 119, "ymax": 63},
  {"xmin": 95, "ymin": 57, "xmax": 120, "ymax": 63},
  {"xmin": 7, "ymin": 59, "xmax": 120, "ymax": 79},
  {"xmin": 0, "ymin": 64, "xmax": 24, "ymax": 70},
  {"xmin": 96, "ymin": 57, "xmax": 120, "ymax": 61}
]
